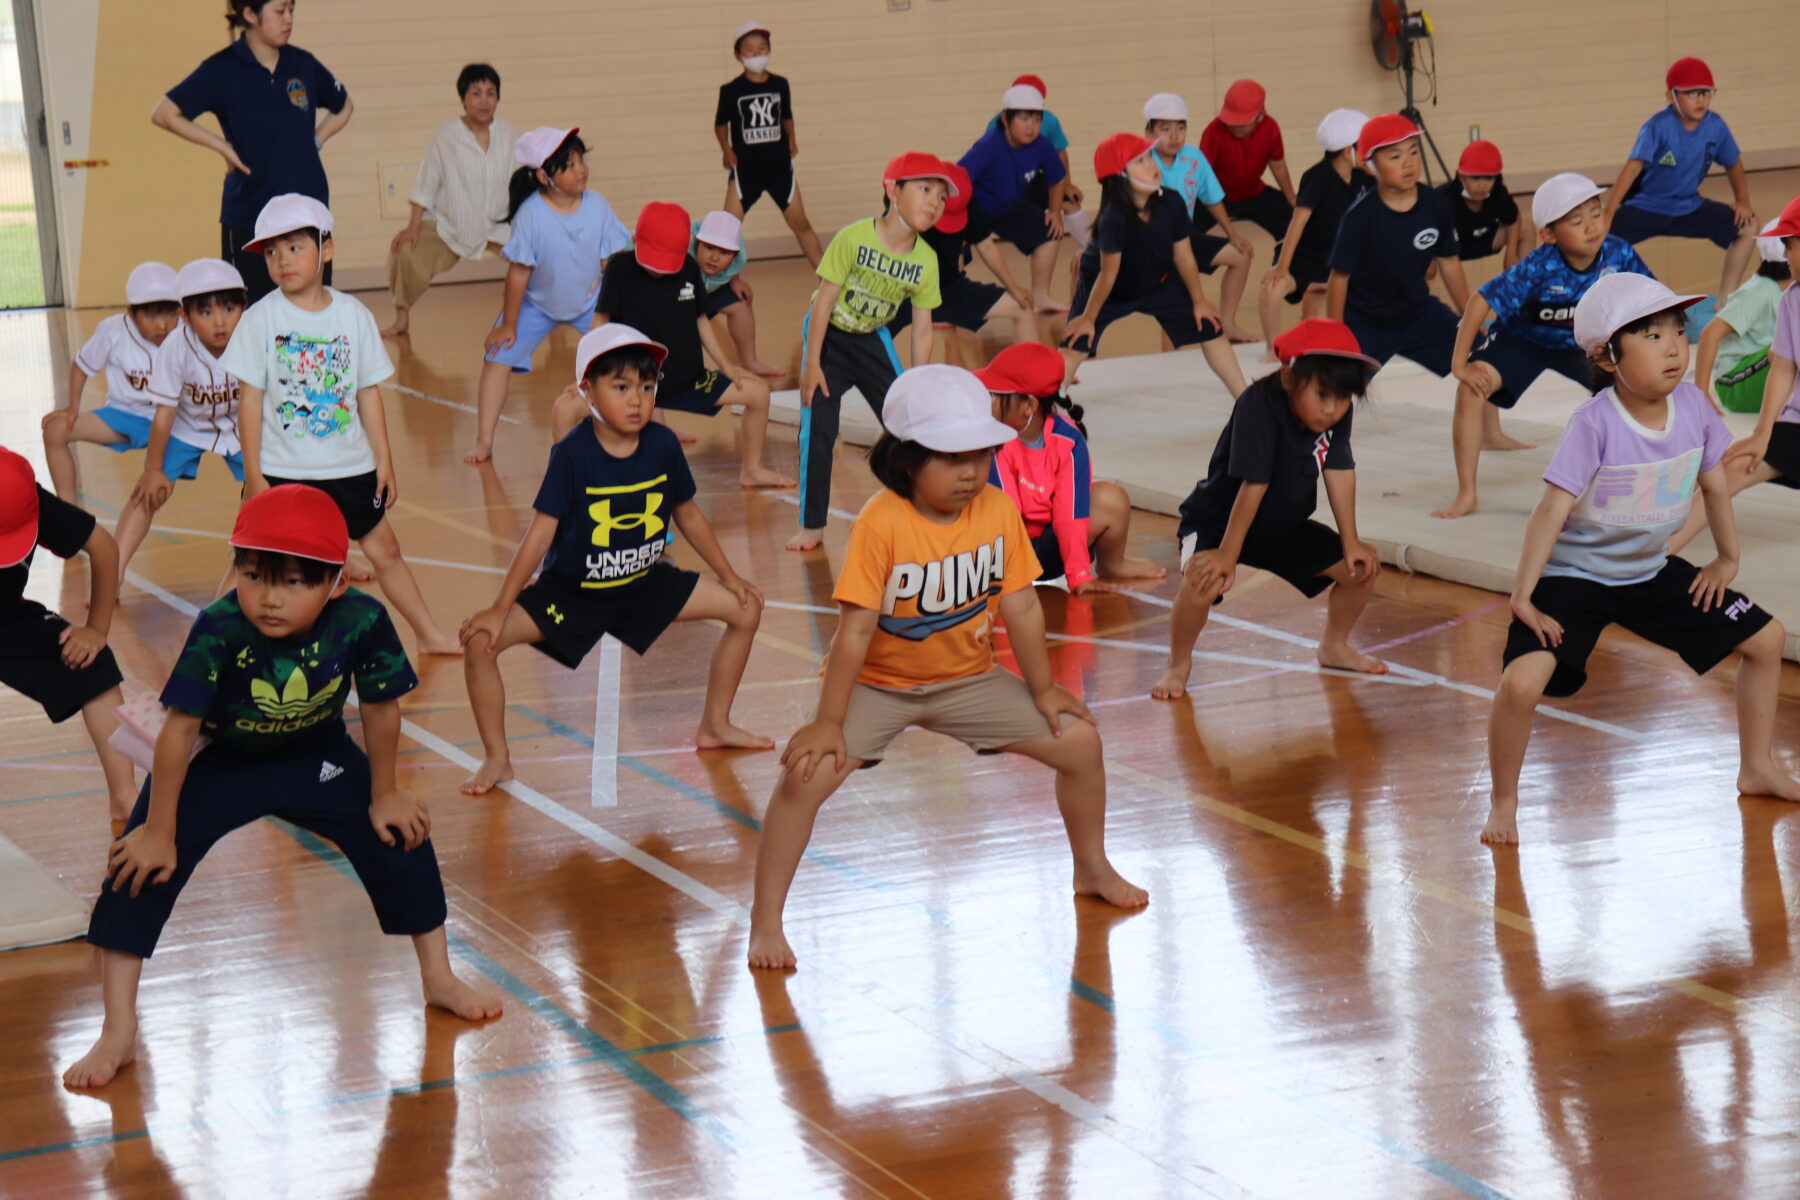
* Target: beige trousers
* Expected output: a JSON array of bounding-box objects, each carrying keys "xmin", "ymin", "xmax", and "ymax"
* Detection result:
[{"xmin": 387, "ymin": 221, "xmax": 464, "ymax": 310}]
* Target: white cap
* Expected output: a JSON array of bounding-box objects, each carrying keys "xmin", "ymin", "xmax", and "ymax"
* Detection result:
[
  {"xmin": 882, "ymin": 365, "xmax": 1019, "ymax": 453},
  {"xmin": 174, "ymin": 258, "xmax": 246, "ymax": 299},
  {"xmin": 695, "ymin": 210, "xmax": 742, "ymax": 252},
  {"xmin": 1001, "ymin": 84, "xmax": 1045, "ymax": 112},
  {"xmin": 1757, "ymin": 218, "xmax": 1788, "ymax": 263},
  {"xmin": 1531, "ymin": 172, "xmax": 1606, "ymax": 229},
  {"xmin": 1572, "ymin": 273, "xmax": 1707, "ymax": 354},
  {"xmin": 1316, "ymin": 108, "xmax": 1370, "ymax": 153},
  {"xmin": 516, "ymin": 126, "xmax": 578, "ymax": 170},
  {"xmin": 124, "ymin": 262, "xmax": 179, "ymax": 306},
  {"xmin": 244, "ymin": 193, "xmax": 334, "ymax": 252},
  {"xmin": 1143, "ymin": 93, "xmax": 1189, "ymax": 123},
  {"xmin": 732, "ymin": 20, "xmax": 770, "ymax": 46},
  {"xmin": 575, "ymin": 322, "xmax": 669, "ymax": 385}
]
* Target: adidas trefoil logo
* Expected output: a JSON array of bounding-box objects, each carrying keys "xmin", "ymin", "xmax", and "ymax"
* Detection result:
[
  {"xmin": 319, "ymin": 760, "xmax": 344, "ymax": 783},
  {"xmin": 251, "ymin": 665, "xmax": 343, "ymax": 719}
]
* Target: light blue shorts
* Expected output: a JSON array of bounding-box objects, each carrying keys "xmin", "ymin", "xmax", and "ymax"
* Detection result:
[
  {"xmin": 484, "ymin": 298, "xmax": 596, "ymax": 373},
  {"xmin": 163, "ymin": 439, "xmax": 245, "ymax": 483},
  {"xmin": 94, "ymin": 406, "xmax": 153, "ymax": 452}
]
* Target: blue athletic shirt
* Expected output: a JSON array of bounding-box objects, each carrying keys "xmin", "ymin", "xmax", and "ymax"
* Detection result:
[
  {"xmin": 985, "ymin": 109, "xmax": 1070, "ymax": 153},
  {"xmin": 958, "ymin": 124, "xmax": 1068, "ymax": 219},
  {"xmin": 1156, "ymin": 145, "xmax": 1226, "ymax": 216},
  {"xmin": 1622, "ymin": 108, "xmax": 1740, "ymax": 217},
  {"xmin": 533, "ymin": 420, "xmax": 696, "ymax": 590},
  {"xmin": 1479, "ymin": 237, "xmax": 1655, "ymax": 351},
  {"xmin": 502, "ymin": 191, "xmax": 632, "ymax": 324}
]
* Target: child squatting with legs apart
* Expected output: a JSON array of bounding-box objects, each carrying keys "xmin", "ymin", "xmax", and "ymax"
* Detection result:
[
  {"xmin": 64, "ymin": 485, "xmax": 501, "ymax": 1090},
  {"xmin": 1483, "ymin": 273, "xmax": 1800, "ymax": 846},
  {"xmin": 748, "ymin": 364, "xmax": 1146, "ymax": 971}
]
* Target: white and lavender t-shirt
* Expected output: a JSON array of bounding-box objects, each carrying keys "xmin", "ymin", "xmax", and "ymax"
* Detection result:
[
  {"xmin": 1769, "ymin": 284, "xmax": 1800, "ymax": 424},
  {"xmin": 1542, "ymin": 381, "xmax": 1730, "ymax": 585}
]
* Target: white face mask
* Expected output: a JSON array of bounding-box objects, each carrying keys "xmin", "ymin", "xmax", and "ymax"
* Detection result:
[{"xmin": 741, "ymin": 55, "xmax": 770, "ymax": 73}]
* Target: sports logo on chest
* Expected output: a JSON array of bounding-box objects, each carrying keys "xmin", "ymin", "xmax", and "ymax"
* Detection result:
[
  {"xmin": 286, "ymin": 78, "xmax": 310, "ymax": 109},
  {"xmin": 739, "ymin": 93, "xmax": 782, "ymax": 145},
  {"xmin": 874, "ymin": 536, "xmax": 1006, "ymax": 642},
  {"xmin": 1412, "ymin": 227, "xmax": 1441, "ymax": 251},
  {"xmin": 1313, "ymin": 429, "xmax": 1334, "ymax": 470}
]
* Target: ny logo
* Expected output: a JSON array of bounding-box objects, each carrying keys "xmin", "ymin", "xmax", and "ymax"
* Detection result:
[
  {"xmin": 588, "ymin": 494, "xmax": 665, "ymax": 547},
  {"xmin": 747, "ymin": 96, "xmax": 777, "ymax": 127}
]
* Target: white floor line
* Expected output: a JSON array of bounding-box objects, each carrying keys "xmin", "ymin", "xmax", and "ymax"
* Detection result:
[
  {"xmin": 763, "ymin": 598, "xmax": 837, "ymax": 615},
  {"xmin": 1047, "ymin": 631, "xmax": 1434, "ymax": 687},
  {"xmin": 768, "ymin": 491, "xmax": 860, "ymax": 523},
  {"xmin": 389, "ymin": 382, "xmax": 522, "ymax": 425},
  {"xmin": 591, "ymin": 637, "xmax": 622, "ymax": 807}
]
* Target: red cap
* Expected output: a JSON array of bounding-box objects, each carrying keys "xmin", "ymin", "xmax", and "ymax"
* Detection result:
[
  {"xmin": 1666, "ymin": 56, "xmax": 1714, "ymax": 91},
  {"xmin": 1012, "ymin": 74, "xmax": 1047, "ymax": 98},
  {"xmin": 1219, "ymin": 79, "xmax": 1266, "ymax": 125},
  {"xmin": 936, "ymin": 163, "xmax": 974, "ymax": 234},
  {"xmin": 973, "ymin": 342, "xmax": 1065, "ymax": 398},
  {"xmin": 1457, "ymin": 139, "xmax": 1503, "ymax": 176},
  {"xmin": 884, "ymin": 152, "xmax": 958, "ymax": 195},
  {"xmin": 0, "ymin": 446, "xmax": 40, "ymax": 568},
  {"xmin": 231, "ymin": 484, "xmax": 350, "ymax": 567},
  {"xmin": 1272, "ymin": 318, "xmax": 1381, "ymax": 371},
  {"xmin": 1358, "ymin": 113, "xmax": 1421, "ymax": 164},
  {"xmin": 1762, "ymin": 193, "xmax": 1800, "ymax": 241},
  {"xmin": 1093, "ymin": 132, "xmax": 1159, "ymax": 182},
  {"xmin": 634, "ymin": 201, "xmax": 692, "ymax": 274}
]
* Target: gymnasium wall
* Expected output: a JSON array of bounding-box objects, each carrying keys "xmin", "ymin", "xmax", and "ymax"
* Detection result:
[{"xmin": 38, "ymin": 0, "xmax": 1800, "ymax": 308}]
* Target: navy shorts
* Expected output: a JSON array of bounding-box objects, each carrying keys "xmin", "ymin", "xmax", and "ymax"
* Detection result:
[
  {"xmin": 1760, "ymin": 422, "xmax": 1800, "ymax": 489},
  {"xmin": 731, "ymin": 158, "xmax": 795, "ymax": 212},
  {"xmin": 1062, "ymin": 274, "xmax": 1222, "ymax": 356},
  {"xmin": 978, "ymin": 198, "xmax": 1058, "ymax": 255},
  {"xmin": 658, "ymin": 370, "xmax": 733, "ymax": 418},
  {"xmin": 0, "ymin": 601, "xmax": 123, "ymax": 722},
  {"xmin": 1502, "ymin": 556, "xmax": 1771, "ymax": 697},
  {"xmin": 703, "ymin": 285, "xmax": 743, "ymax": 318},
  {"xmin": 1205, "ymin": 188, "xmax": 1292, "ymax": 251},
  {"xmin": 1469, "ymin": 329, "xmax": 1592, "ymax": 409},
  {"xmin": 1189, "ymin": 229, "xmax": 1230, "ymax": 276},
  {"xmin": 1610, "ymin": 199, "xmax": 1742, "ymax": 250},
  {"xmin": 264, "ymin": 470, "xmax": 386, "ymax": 540},
  {"xmin": 1030, "ymin": 528, "xmax": 1099, "ymax": 582},
  {"xmin": 1344, "ymin": 300, "xmax": 1461, "ymax": 377},
  {"xmin": 518, "ymin": 561, "xmax": 700, "ymax": 665},
  {"xmin": 889, "ymin": 276, "xmax": 1005, "ymax": 334},
  {"xmin": 1283, "ymin": 251, "xmax": 1331, "ymax": 304},
  {"xmin": 1180, "ymin": 519, "xmax": 1344, "ymax": 600}
]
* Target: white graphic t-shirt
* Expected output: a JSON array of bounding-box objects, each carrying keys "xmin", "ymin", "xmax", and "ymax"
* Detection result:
[
  {"xmin": 147, "ymin": 325, "xmax": 241, "ymax": 455},
  {"xmin": 221, "ymin": 288, "xmax": 393, "ymax": 480},
  {"xmin": 76, "ymin": 313, "xmax": 163, "ymax": 418}
]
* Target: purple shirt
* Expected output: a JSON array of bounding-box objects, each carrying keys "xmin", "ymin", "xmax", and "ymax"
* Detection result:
[
  {"xmin": 1542, "ymin": 382, "xmax": 1730, "ymax": 585},
  {"xmin": 1769, "ymin": 284, "xmax": 1800, "ymax": 424}
]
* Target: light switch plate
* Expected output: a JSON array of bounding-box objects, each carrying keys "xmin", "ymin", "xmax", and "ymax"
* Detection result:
[{"xmin": 378, "ymin": 162, "xmax": 417, "ymax": 221}]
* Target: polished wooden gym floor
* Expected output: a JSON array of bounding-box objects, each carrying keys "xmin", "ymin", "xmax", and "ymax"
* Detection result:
[{"xmin": 6, "ymin": 172, "xmax": 1800, "ymax": 1198}]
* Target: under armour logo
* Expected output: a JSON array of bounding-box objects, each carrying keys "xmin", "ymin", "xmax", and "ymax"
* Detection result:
[
  {"xmin": 545, "ymin": 603, "xmax": 566, "ymax": 625},
  {"xmin": 1724, "ymin": 598, "xmax": 1752, "ymax": 621},
  {"xmin": 319, "ymin": 760, "xmax": 343, "ymax": 783},
  {"xmin": 588, "ymin": 495, "xmax": 665, "ymax": 547}
]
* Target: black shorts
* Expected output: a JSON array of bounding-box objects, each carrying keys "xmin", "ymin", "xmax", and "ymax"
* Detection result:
[
  {"xmin": 264, "ymin": 470, "xmax": 385, "ymax": 540},
  {"xmin": 731, "ymin": 157, "xmax": 795, "ymax": 212},
  {"xmin": 1209, "ymin": 189, "xmax": 1292, "ymax": 249},
  {"xmin": 1344, "ymin": 300, "xmax": 1461, "ymax": 377},
  {"xmin": 1030, "ymin": 528, "xmax": 1098, "ymax": 582},
  {"xmin": 0, "ymin": 602, "xmax": 124, "ymax": 722},
  {"xmin": 889, "ymin": 276, "xmax": 1005, "ymax": 334},
  {"xmin": 1469, "ymin": 329, "xmax": 1591, "ymax": 410},
  {"xmin": 1189, "ymin": 229, "xmax": 1230, "ymax": 276},
  {"xmin": 1180, "ymin": 519, "xmax": 1343, "ymax": 600},
  {"xmin": 658, "ymin": 370, "xmax": 733, "ymax": 418},
  {"xmin": 1062, "ymin": 273, "xmax": 1223, "ymax": 356},
  {"xmin": 978, "ymin": 198, "xmax": 1057, "ymax": 255},
  {"xmin": 1283, "ymin": 251, "xmax": 1331, "ymax": 304},
  {"xmin": 703, "ymin": 285, "xmax": 743, "ymax": 318},
  {"xmin": 1609, "ymin": 199, "xmax": 1741, "ymax": 250},
  {"xmin": 1759, "ymin": 422, "xmax": 1800, "ymax": 489},
  {"xmin": 1502, "ymin": 557, "xmax": 1772, "ymax": 697},
  {"xmin": 517, "ymin": 561, "xmax": 700, "ymax": 665}
]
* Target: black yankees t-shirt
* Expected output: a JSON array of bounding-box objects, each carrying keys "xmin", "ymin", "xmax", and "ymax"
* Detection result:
[
  {"xmin": 715, "ymin": 73, "xmax": 793, "ymax": 167},
  {"xmin": 1178, "ymin": 375, "xmax": 1355, "ymax": 541},
  {"xmin": 597, "ymin": 251, "xmax": 709, "ymax": 395}
]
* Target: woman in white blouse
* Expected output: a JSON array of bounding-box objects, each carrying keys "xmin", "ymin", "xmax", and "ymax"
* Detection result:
[{"xmin": 383, "ymin": 64, "xmax": 517, "ymax": 337}]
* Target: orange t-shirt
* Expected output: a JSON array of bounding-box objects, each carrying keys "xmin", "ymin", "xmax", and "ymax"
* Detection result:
[{"xmin": 834, "ymin": 486, "xmax": 1041, "ymax": 690}]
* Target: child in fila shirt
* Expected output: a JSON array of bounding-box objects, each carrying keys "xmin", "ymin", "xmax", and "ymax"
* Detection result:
[
  {"xmin": 747, "ymin": 364, "xmax": 1147, "ymax": 972},
  {"xmin": 222, "ymin": 194, "xmax": 461, "ymax": 656},
  {"xmin": 459, "ymin": 325, "xmax": 770, "ymax": 797},
  {"xmin": 1483, "ymin": 274, "xmax": 1798, "ymax": 846},
  {"xmin": 40, "ymin": 262, "xmax": 181, "ymax": 501},
  {"xmin": 116, "ymin": 258, "xmax": 250, "ymax": 575}
]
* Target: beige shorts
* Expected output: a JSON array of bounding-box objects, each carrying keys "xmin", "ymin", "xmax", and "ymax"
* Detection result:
[{"xmin": 841, "ymin": 668, "xmax": 1075, "ymax": 764}]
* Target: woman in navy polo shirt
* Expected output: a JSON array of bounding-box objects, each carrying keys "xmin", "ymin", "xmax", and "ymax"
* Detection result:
[{"xmin": 151, "ymin": 0, "xmax": 351, "ymax": 301}]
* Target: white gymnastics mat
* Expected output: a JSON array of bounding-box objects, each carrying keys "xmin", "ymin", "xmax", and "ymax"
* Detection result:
[{"xmin": 0, "ymin": 829, "xmax": 89, "ymax": 952}]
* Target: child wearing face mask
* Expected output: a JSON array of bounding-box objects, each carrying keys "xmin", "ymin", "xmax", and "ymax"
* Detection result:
[{"xmin": 715, "ymin": 21, "xmax": 823, "ymax": 266}]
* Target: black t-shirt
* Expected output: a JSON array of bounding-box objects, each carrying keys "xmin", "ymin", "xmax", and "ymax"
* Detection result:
[
  {"xmin": 533, "ymin": 421, "xmax": 698, "ymax": 591},
  {"xmin": 1079, "ymin": 195, "xmax": 1194, "ymax": 303},
  {"xmin": 597, "ymin": 252, "xmax": 708, "ymax": 395},
  {"xmin": 2, "ymin": 486, "xmax": 95, "ymax": 610},
  {"xmin": 1293, "ymin": 158, "xmax": 1373, "ymax": 267},
  {"xmin": 714, "ymin": 73, "xmax": 793, "ymax": 167},
  {"xmin": 1327, "ymin": 186, "xmax": 1461, "ymax": 326},
  {"xmin": 1177, "ymin": 375, "xmax": 1355, "ymax": 541},
  {"xmin": 920, "ymin": 224, "xmax": 972, "ymax": 286},
  {"xmin": 1439, "ymin": 180, "xmax": 1519, "ymax": 260}
]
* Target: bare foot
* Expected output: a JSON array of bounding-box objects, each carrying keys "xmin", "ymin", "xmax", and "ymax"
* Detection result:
[
  {"xmin": 1483, "ymin": 433, "xmax": 1537, "ymax": 452},
  {"xmin": 424, "ymin": 972, "xmax": 504, "ymax": 1021},
  {"xmin": 63, "ymin": 1024, "xmax": 136, "ymax": 1089},
  {"xmin": 696, "ymin": 720, "xmax": 775, "ymax": 751},
  {"xmin": 1074, "ymin": 862, "xmax": 1149, "ymax": 908},
  {"xmin": 1099, "ymin": 556, "xmax": 1167, "ymax": 581},
  {"xmin": 1316, "ymin": 645, "xmax": 1390, "ymax": 675},
  {"xmin": 379, "ymin": 320, "xmax": 409, "ymax": 339},
  {"xmin": 460, "ymin": 755, "xmax": 514, "ymax": 797},
  {"xmin": 1480, "ymin": 796, "xmax": 1520, "ymax": 845},
  {"xmin": 785, "ymin": 528, "xmax": 824, "ymax": 552},
  {"xmin": 1150, "ymin": 660, "xmax": 1191, "ymax": 700},
  {"xmin": 1738, "ymin": 765, "xmax": 1800, "ymax": 803},
  {"xmin": 463, "ymin": 443, "xmax": 493, "ymax": 465},
  {"xmin": 672, "ymin": 429, "xmax": 698, "ymax": 445},
  {"xmin": 417, "ymin": 636, "xmax": 464, "ymax": 657},
  {"xmin": 346, "ymin": 562, "xmax": 376, "ymax": 583},
  {"xmin": 1223, "ymin": 325, "xmax": 1261, "ymax": 345},
  {"xmin": 747, "ymin": 927, "xmax": 798, "ymax": 970},
  {"xmin": 739, "ymin": 467, "xmax": 797, "ymax": 489},
  {"xmin": 1032, "ymin": 294, "xmax": 1070, "ymax": 315},
  {"xmin": 1431, "ymin": 494, "xmax": 1479, "ymax": 520},
  {"xmin": 1259, "ymin": 349, "xmax": 1280, "ymax": 364}
]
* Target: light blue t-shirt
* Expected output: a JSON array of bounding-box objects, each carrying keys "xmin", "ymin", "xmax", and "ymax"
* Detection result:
[
  {"xmin": 501, "ymin": 190, "xmax": 632, "ymax": 323},
  {"xmin": 985, "ymin": 108, "xmax": 1069, "ymax": 152},
  {"xmin": 1155, "ymin": 145, "xmax": 1225, "ymax": 216},
  {"xmin": 689, "ymin": 219, "xmax": 747, "ymax": 294},
  {"xmin": 1623, "ymin": 108, "xmax": 1741, "ymax": 218}
]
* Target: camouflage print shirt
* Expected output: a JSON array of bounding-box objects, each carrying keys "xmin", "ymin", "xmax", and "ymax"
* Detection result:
[{"xmin": 161, "ymin": 589, "xmax": 418, "ymax": 755}]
